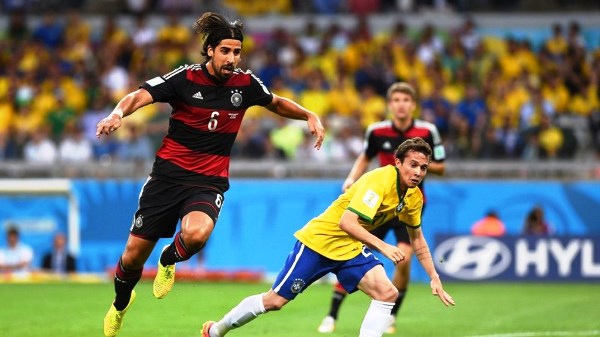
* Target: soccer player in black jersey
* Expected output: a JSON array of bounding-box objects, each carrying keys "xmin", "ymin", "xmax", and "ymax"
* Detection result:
[
  {"xmin": 97, "ymin": 12, "xmax": 324, "ymax": 337},
  {"xmin": 318, "ymin": 82, "xmax": 446, "ymax": 334}
]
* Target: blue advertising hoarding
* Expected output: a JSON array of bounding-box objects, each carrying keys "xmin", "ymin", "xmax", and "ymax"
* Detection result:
[{"xmin": 434, "ymin": 235, "xmax": 600, "ymax": 281}]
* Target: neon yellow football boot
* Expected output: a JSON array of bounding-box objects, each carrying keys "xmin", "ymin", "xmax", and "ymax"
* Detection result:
[
  {"xmin": 153, "ymin": 246, "xmax": 176, "ymax": 299},
  {"xmin": 103, "ymin": 290, "xmax": 136, "ymax": 337}
]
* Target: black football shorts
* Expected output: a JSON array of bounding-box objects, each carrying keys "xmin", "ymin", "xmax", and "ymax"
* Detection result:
[{"xmin": 130, "ymin": 176, "xmax": 224, "ymax": 241}]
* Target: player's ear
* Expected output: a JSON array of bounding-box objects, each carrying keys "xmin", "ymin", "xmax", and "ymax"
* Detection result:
[{"xmin": 207, "ymin": 46, "xmax": 213, "ymax": 58}]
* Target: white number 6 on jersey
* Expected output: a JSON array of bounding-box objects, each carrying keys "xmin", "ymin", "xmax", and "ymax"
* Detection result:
[{"xmin": 208, "ymin": 111, "xmax": 219, "ymax": 131}]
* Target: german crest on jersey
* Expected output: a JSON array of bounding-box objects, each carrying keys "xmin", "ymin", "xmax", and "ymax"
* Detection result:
[
  {"xmin": 230, "ymin": 89, "xmax": 242, "ymax": 107},
  {"xmin": 290, "ymin": 278, "xmax": 305, "ymax": 294}
]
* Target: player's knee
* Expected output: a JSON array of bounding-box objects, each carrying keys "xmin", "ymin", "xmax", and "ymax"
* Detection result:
[
  {"xmin": 182, "ymin": 223, "xmax": 212, "ymax": 249},
  {"xmin": 122, "ymin": 246, "xmax": 147, "ymax": 268},
  {"xmin": 377, "ymin": 285, "xmax": 399, "ymax": 303},
  {"xmin": 121, "ymin": 255, "xmax": 144, "ymax": 270}
]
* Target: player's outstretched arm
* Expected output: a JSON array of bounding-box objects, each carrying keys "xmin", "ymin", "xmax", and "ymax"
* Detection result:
[
  {"xmin": 96, "ymin": 89, "xmax": 153, "ymax": 138},
  {"xmin": 408, "ymin": 226, "xmax": 455, "ymax": 307},
  {"xmin": 429, "ymin": 276, "xmax": 455, "ymax": 307}
]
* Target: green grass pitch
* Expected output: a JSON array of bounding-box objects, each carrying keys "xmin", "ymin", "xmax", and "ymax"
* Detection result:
[{"xmin": 1, "ymin": 281, "xmax": 599, "ymax": 337}]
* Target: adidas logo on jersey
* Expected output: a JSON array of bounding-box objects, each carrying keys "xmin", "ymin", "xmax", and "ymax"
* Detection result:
[
  {"xmin": 193, "ymin": 91, "xmax": 203, "ymax": 99},
  {"xmin": 383, "ymin": 141, "xmax": 392, "ymax": 150}
]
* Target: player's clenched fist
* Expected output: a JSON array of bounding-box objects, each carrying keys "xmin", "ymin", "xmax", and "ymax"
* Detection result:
[{"xmin": 381, "ymin": 244, "xmax": 406, "ymax": 265}]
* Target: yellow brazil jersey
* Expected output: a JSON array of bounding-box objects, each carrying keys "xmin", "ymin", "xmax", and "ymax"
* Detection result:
[{"xmin": 294, "ymin": 165, "xmax": 423, "ymax": 261}]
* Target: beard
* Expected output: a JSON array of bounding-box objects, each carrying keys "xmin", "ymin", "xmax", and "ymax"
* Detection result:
[
  {"xmin": 208, "ymin": 60, "xmax": 234, "ymax": 82},
  {"xmin": 216, "ymin": 64, "xmax": 234, "ymax": 81}
]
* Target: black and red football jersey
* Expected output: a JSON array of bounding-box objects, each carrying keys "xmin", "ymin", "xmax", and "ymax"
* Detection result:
[
  {"xmin": 140, "ymin": 63, "xmax": 273, "ymax": 192},
  {"xmin": 363, "ymin": 119, "xmax": 445, "ymax": 200}
]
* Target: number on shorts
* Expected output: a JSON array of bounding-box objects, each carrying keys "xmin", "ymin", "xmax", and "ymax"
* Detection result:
[
  {"xmin": 361, "ymin": 246, "xmax": 373, "ymax": 258},
  {"xmin": 215, "ymin": 194, "xmax": 223, "ymax": 208}
]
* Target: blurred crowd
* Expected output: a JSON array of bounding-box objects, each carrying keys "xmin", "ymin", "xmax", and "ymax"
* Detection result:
[
  {"xmin": 0, "ymin": 0, "xmax": 518, "ymax": 16},
  {"xmin": 0, "ymin": 9, "xmax": 599, "ymax": 167}
]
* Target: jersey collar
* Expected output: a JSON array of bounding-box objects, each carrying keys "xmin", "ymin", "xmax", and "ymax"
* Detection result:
[
  {"xmin": 392, "ymin": 118, "xmax": 414, "ymax": 133},
  {"xmin": 394, "ymin": 166, "xmax": 407, "ymax": 213}
]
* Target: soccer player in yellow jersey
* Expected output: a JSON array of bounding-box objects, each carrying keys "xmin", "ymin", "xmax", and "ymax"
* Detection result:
[{"xmin": 201, "ymin": 138, "xmax": 455, "ymax": 337}]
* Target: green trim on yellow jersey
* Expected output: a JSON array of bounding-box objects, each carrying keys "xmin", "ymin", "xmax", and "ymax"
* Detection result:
[
  {"xmin": 294, "ymin": 165, "xmax": 424, "ymax": 261},
  {"xmin": 347, "ymin": 207, "xmax": 372, "ymax": 223}
]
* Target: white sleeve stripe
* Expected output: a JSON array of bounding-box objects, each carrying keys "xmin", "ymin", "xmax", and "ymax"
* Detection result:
[
  {"xmin": 273, "ymin": 243, "xmax": 305, "ymax": 293},
  {"xmin": 250, "ymin": 73, "xmax": 271, "ymax": 95},
  {"xmin": 163, "ymin": 65, "xmax": 188, "ymax": 79}
]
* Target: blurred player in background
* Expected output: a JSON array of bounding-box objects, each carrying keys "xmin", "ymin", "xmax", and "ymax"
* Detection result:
[
  {"xmin": 96, "ymin": 12, "xmax": 324, "ymax": 337},
  {"xmin": 202, "ymin": 137, "xmax": 454, "ymax": 337},
  {"xmin": 318, "ymin": 82, "xmax": 446, "ymax": 334}
]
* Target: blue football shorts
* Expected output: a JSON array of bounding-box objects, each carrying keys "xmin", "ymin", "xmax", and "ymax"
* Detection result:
[{"xmin": 272, "ymin": 240, "xmax": 382, "ymax": 300}]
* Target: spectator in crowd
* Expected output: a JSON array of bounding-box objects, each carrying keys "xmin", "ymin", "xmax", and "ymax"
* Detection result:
[
  {"xmin": 522, "ymin": 206, "xmax": 553, "ymax": 236},
  {"xmin": 231, "ymin": 118, "xmax": 270, "ymax": 159},
  {"xmin": 115, "ymin": 124, "xmax": 153, "ymax": 162},
  {"xmin": 59, "ymin": 123, "xmax": 93, "ymax": 163},
  {"xmin": 544, "ymin": 22, "xmax": 568, "ymax": 62},
  {"xmin": 312, "ymin": 0, "xmax": 344, "ymax": 15},
  {"xmin": 4, "ymin": 9, "xmax": 29, "ymax": 35},
  {"xmin": 41, "ymin": 232, "xmax": 77, "ymax": 274},
  {"xmin": 125, "ymin": 0, "xmax": 153, "ymax": 15},
  {"xmin": 457, "ymin": 17, "xmax": 481, "ymax": 58},
  {"xmin": 130, "ymin": 14, "xmax": 156, "ymax": 48},
  {"xmin": 471, "ymin": 210, "xmax": 506, "ymax": 237},
  {"xmin": 80, "ymin": 93, "xmax": 120, "ymax": 160},
  {"xmin": 270, "ymin": 117, "xmax": 305, "ymax": 160},
  {"xmin": 31, "ymin": 12, "xmax": 64, "ymax": 49},
  {"xmin": 567, "ymin": 21, "xmax": 586, "ymax": 50},
  {"xmin": 47, "ymin": 95, "xmax": 77, "ymax": 141},
  {"xmin": 422, "ymin": 81, "xmax": 453, "ymax": 137},
  {"xmin": 23, "ymin": 126, "xmax": 58, "ymax": 163},
  {"xmin": 537, "ymin": 114, "xmax": 564, "ymax": 159},
  {"xmin": 456, "ymin": 84, "xmax": 487, "ymax": 130},
  {"xmin": 0, "ymin": 225, "xmax": 34, "ymax": 277},
  {"xmin": 519, "ymin": 87, "xmax": 555, "ymax": 131}
]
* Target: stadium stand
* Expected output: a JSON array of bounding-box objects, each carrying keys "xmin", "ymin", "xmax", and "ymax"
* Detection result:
[{"xmin": 0, "ymin": 1, "xmax": 598, "ymax": 180}]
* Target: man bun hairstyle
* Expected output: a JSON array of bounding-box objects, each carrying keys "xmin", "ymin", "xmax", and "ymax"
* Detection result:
[
  {"xmin": 395, "ymin": 137, "xmax": 432, "ymax": 161},
  {"xmin": 193, "ymin": 12, "xmax": 244, "ymax": 59}
]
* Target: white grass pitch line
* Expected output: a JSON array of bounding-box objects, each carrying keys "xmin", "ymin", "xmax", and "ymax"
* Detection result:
[{"xmin": 466, "ymin": 331, "xmax": 600, "ymax": 337}]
